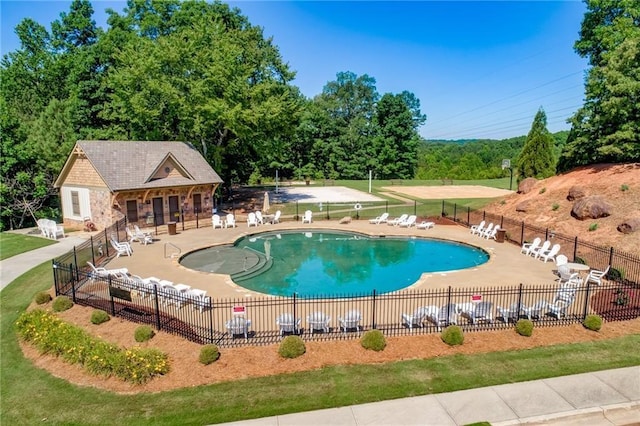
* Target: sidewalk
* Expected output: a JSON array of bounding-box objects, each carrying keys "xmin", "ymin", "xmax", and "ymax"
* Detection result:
[
  {"xmin": 218, "ymin": 366, "xmax": 640, "ymax": 426},
  {"xmin": 0, "ymin": 234, "xmax": 87, "ymax": 291}
]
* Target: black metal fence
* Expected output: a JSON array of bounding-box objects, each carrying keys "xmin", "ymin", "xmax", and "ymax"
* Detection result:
[
  {"xmin": 53, "ymin": 263, "xmax": 639, "ymax": 348},
  {"xmin": 441, "ymin": 200, "xmax": 640, "ymax": 286}
]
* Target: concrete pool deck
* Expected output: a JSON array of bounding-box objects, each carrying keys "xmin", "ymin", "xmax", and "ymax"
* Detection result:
[{"xmin": 105, "ymin": 219, "xmax": 560, "ymax": 299}]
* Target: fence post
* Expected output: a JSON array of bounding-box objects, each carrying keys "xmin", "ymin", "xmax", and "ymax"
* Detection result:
[
  {"xmin": 208, "ymin": 297, "xmax": 214, "ymax": 343},
  {"xmin": 293, "ymin": 293, "xmax": 298, "ymax": 334},
  {"xmin": 545, "ymin": 228, "xmax": 549, "ymax": 241},
  {"xmin": 441, "ymin": 200, "xmax": 445, "ymax": 217},
  {"xmin": 385, "ymin": 200, "xmax": 388, "ymax": 213},
  {"xmin": 483, "ymin": 210, "xmax": 486, "ymax": 221},
  {"xmin": 196, "ymin": 210, "xmax": 199, "ymax": 229},
  {"xmin": 447, "ymin": 286, "xmax": 452, "ymax": 310},
  {"xmin": 582, "ymin": 283, "xmax": 592, "ymax": 321},
  {"xmin": 90, "ymin": 236, "xmax": 95, "ymax": 266},
  {"xmin": 326, "ymin": 202, "xmax": 330, "ymax": 220},
  {"xmin": 108, "ymin": 275, "xmax": 116, "ymax": 315},
  {"xmin": 73, "ymin": 246, "xmax": 79, "ymax": 280},
  {"xmin": 609, "ymin": 247, "xmax": 614, "ymax": 267},
  {"xmin": 295, "ymin": 201, "xmax": 299, "ymax": 221},
  {"xmin": 467, "ymin": 207, "xmax": 470, "ymax": 226},
  {"xmin": 372, "ymin": 289, "xmax": 377, "ymax": 329},
  {"xmin": 520, "ymin": 221, "xmax": 524, "ymax": 245},
  {"xmin": 414, "ymin": 200, "xmax": 417, "ymax": 216},
  {"xmin": 154, "ymin": 285, "xmax": 162, "ymax": 330},
  {"xmin": 52, "ymin": 261, "xmax": 60, "ymax": 296},
  {"xmin": 181, "ymin": 209, "xmax": 185, "ymax": 231},
  {"xmin": 500, "ymin": 215, "xmax": 504, "ymax": 228},
  {"xmin": 453, "ymin": 203, "xmax": 457, "ymax": 222},
  {"xmin": 70, "ymin": 263, "xmax": 77, "ymax": 303},
  {"xmin": 517, "ymin": 283, "xmax": 523, "ymax": 314},
  {"xmin": 573, "ymin": 236, "xmax": 578, "ymax": 262}
]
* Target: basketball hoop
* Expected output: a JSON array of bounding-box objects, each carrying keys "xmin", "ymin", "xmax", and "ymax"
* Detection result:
[{"xmin": 501, "ymin": 159, "xmax": 511, "ymax": 170}]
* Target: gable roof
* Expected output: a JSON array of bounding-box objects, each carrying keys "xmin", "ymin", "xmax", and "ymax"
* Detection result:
[{"xmin": 55, "ymin": 141, "xmax": 223, "ymax": 191}]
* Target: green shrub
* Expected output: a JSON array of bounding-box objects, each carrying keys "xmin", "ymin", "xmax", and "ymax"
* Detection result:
[
  {"xmin": 620, "ymin": 184, "xmax": 629, "ymax": 192},
  {"xmin": 15, "ymin": 309, "xmax": 169, "ymax": 384},
  {"xmin": 588, "ymin": 223, "xmax": 598, "ymax": 232},
  {"xmin": 199, "ymin": 344, "xmax": 220, "ymax": 365},
  {"xmin": 539, "ymin": 187, "xmax": 546, "ymax": 194},
  {"xmin": 515, "ymin": 319, "xmax": 534, "ymax": 337},
  {"xmin": 134, "ymin": 325, "xmax": 155, "ymax": 342},
  {"xmin": 52, "ymin": 296, "xmax": 73, "ymax": 312},
  {"xmin": 609, "ymin": 267, "xmax": 625, "ymax": 281},
  {"xmin": 583, "ymin": 314, "xmax": 603, "ymax": 331},
  {"xmin": 360, "ymin": 329, "xmax": 387, "ymax": 351},
  {"xmin": 34, "ymin": 291, "xmax": 52, "ymax": 305},
  {"xmin": 90, "ymin": 309, "xmax": 110, "ymax": 325},
  {"xmin": 552, "ymin": 203, "xmax": 559, "ymax": 211},
  {"xmin": 441, "ymin": 325, "xmax": 464, "ymax": 346},
  {"xmin": 278, "ymin": 335, "xmax": 306, "ymax": 358}
]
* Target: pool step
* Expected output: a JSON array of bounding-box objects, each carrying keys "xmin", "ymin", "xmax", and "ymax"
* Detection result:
[{"xmin": 231, "ymin": 255, "xmax": 273, "ymax": 282}]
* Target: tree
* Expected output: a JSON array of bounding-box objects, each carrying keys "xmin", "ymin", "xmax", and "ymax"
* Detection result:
[
  {"xmin": 561, "ymin": 0, "xmax": 640, "ymax": 169},
  {"xmin": 517, "ymin": 108, "xmax": 556, "ymax": 179}
]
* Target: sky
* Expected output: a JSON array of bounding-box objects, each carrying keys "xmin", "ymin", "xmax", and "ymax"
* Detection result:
[{"xmin": 1, "ymin": 0, "xmax": 589, "ymax": 141}]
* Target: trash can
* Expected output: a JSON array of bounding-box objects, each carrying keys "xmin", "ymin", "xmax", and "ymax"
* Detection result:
[
  {"xmin": 167, "ymin": 222, "xmax": 177, "ymax": 235},
  {"xmin": 496, "ymin": 229, "xmax": 506, "ymax": 243}
]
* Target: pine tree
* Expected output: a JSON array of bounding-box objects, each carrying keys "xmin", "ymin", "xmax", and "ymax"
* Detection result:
[{"xmin": 516, "ymin": 108, "xmax": 555, "ymax": 179}]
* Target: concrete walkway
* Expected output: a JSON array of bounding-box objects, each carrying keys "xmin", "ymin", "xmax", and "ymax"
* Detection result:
[
  {"xmin": 0, "ymin": 234, "xmax": 87, "ymax": 291},
  {"xmin": 219, "ymin": 366, "xmax": 640, "ymax": 426}
]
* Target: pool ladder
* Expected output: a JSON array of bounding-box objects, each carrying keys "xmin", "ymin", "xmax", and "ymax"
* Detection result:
[{"xmin": 164, "ymin": 242, "xmax": 181, "ymax": 259}]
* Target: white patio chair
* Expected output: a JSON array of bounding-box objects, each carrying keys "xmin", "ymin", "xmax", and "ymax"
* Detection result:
[
  {"xmin": 586, "ymin": 265, "xmax": 610, "ymax": 286},
  {"xmin": 523, "ymin": 300, "xmax": 548, "ymax": 320},
  {"xmin": 226, "ymin": 317, "xmax": 252, "ymax": 339},
  {"xmin": 255, "ymin": 211, "xmax": 264, "ymax": 225},
  {"xmin": 479, "ymin": 223, "xmax": 494, "ymax": 238},
  {"xmin": 425, "ymin": 304, "xmax": 457, "ymax": 331},
  {"xmin": 271, "ymin": 210, "xmax": 281, "ymax": 224},
  {"xmin": 301, "ymin": 210, "xmax": 313, "ymax": 224},
  {"xmin": 226, "ymin": 213, "xmax": 237, "ymax": 228},
  {"xmin": 133, "ymin": 225, "xmax": 153, "ymax": 244},
  {"xmin": 307, "ymin": 311, "xmax": 330, "ymax": 334},
  {"xmin": 212, "ymin": 214, "xmax": 224, "ymax": 229},
  {"xmin": 461, "ymin": 301, "xmax": 494, "ymax": 325},
  {"xmin": 555, "ymin": 254, "xmax": 568, "ymax": 266},
  {"xmin": 483, "ymin": 224, "xmax": 500, "ymax": 239},
  {"xmin": 46, "ymin": 219, "xmax": 65, "ymax": 239},
  {"xmin": 338, "ymin": 310, "xmax": 362, "ymax": 333},
  {"xmin": 530, "ymin": 240, "xmax": 550, "ymax": 258},
  {"xmin": 187, "ymin": 288, "xmax": 210, "ymax": 312},
  {"xmin": 416, "ymin": 221, "xmax": 435, "ymax": 229},
  {"xmin": 247, "ymin": 212, "xmax": 259, "ymax": 227},
  {"xmin": 538, "ymin": 243, "xmax": 561, "ymax": 263},
  {"xmin": 521, "ymin": 237, "xmax": 541, "ymax": 256},
  {"xmin": 556, "ymin": 264, "xmax": 583, "ymax": 288},
  {"xmin": 547, "ymin": 291, "xmax": 575, "ymax": 319},
  {"xmin": 369, "ymin": 212, "xmax": 389, "ymax": 225},
  {"xmin": 110, "ymin": 237, "xmax": 133, "ymax": 257},
  {"xmin": 497, "ymin": 302, "xmax": 525, "ymax": 323},
  {"xmin": 401, "ymin": 306, "xmax": 431, "ymax": 330},
  {"xmin": 36, "ymin": 219, "xmax": 51, "ymax": 238},
  {"xmin": 276, "ymin": 313, "xmax": 301, "ymax": 336},
  {"xmin": 470, "ymin": 220, "xmax": 485, "ymax": 235}
]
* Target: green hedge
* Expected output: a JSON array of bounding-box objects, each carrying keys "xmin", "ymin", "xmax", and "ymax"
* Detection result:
[{"xmin": 15, "ymin": 309, "xmax": 169, "ymax": 384}]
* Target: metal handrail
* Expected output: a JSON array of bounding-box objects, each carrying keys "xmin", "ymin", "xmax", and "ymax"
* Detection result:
[{"xmin": 164, "ymin": 242, "xmax": 181, "ymax": 259}]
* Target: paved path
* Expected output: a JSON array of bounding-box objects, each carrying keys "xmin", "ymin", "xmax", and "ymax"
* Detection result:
[
  {"xmin": 0, "ymin": 235, "xmax": 87, "ymax": 291},
  {"xmin": 218, "ymin": 366, "xmax": 640, "ymax": 426}
]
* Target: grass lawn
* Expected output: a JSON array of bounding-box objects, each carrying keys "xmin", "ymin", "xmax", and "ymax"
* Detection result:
[
  {"xmin": 0, "ymin": 232, "xmax": 56, "ymax": 260},
  {"xmin": 2, "ymin": 260, "xmax": 639, "ymax": 425}
]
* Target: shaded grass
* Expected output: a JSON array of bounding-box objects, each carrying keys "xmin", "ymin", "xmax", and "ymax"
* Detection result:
[
  {"xmin": 2, "ymin": 262, "xmax": 640, "ymax": 425},
  {"xmin": 0, "ymin": 232, "xmax": 56, "ymax": 260}
]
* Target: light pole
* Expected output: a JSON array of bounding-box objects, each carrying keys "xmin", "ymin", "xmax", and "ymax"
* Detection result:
[{"xmin": 502, "ymin": 159, "xmax": 513, "ymax": 191}]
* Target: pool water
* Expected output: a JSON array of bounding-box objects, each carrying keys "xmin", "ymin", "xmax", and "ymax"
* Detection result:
[{"xmin": 230, "ymin": 230, "xmax": 489, "ymax": 297}]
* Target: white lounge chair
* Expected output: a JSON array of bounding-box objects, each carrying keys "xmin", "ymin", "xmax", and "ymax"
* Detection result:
[
  {"xmin": 338, "ymin": 310, "xmax": 362, "ymax": 333},
  {"xmin": 307, "ymin": 311, "xmax": 330, "ymax": 334},
  {"xmin": 461, "ymin": 301, "xmax": 493, "ymax": 324},
  {"xmin": 478, "ymin": 223, "xmax": 494, "ymax": 238},
  {"xmin": 483, "ymin": 224, "xmax": 500, "ymax": 239},
  {"xmin": 86, "ymin": 261, "xmax": 128, "ymax": 281},
  {"xmin": 586, "ymin": 265, "xmax": 610, "ymax": 286},
  {"xmin": 302, "ymin": 210, "xmax": 313, "ymax": 224},
  {"xmin": 470, "ymin": 220, "xmax": 486, "ymax": 235},
  {"xmin": 126, "ymin": 225, "xmax": 152, "ymax": 244},
  {"xmin": 369, "ymin": 212, "xmax": 389, "ymax": 225},
  {"xmin": 271, "ymin": 210, "xmax": 281, "ymax": 224},
  {"xmin": 276, "ymin": 313, "xmax": 300, "ymax": 336},
  {"xmin": 425, "ymin": 304, "xmax": 457, "ymax": 331},
  {"xmin": 416, "ymin": 221, "xmax": 435, "ymax": 229},
  {"xmin": 247, "ymin": 212, "xmax": 259, "ymax": 227},
  {"xmin": 128, "ymin": 275, "xmax": 156, "ymax": 299},
  {"xmin": 212, "ymin": 214, "xmax": 224, "ymax": 229},
  {"xmin": 187, "ymin": 288, "xmax": 210, "ymax": 312},
  {"xmin": 388, "ymin": 214, "xmax": 408, "ymax": 226},
  {"xmin": 497, "ymin": 302, "xmax": 525, "ymax": 323},
  {"xmin": 110, "ymin": 237, "xmax": 133, "ymax": 257},
  {"xmin": 134, "ymin": 225, "xmax": 153, "ymax": 244},
  {"xmin": 226, "ymin": 213, "xmax": 236, "ymax": 228},
  {"xmin": 523, "ymin": 300, "xmax": 548, "ymax": 320},
  {"xmin": 530, "ymin": 240, "xmax": 550, "ymax": 258},
  {"xmin": 521, "ymin": 237, "xmax": 541, "ymax": 256},
  {"xmin": 538, "ymin": 243, "xmax": 561, "ymax": 263},
  {"xmin": 226, "ymin": 317, "xmax": 252, "ymax": 339},
  {"xmin": 398, "ymin": 215, "xmax": 417, "ymax": 228}
]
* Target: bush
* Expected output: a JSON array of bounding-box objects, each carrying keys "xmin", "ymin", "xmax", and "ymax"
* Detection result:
[
  {"xmin": 620, "ymin": 184, "xmax": 629, "ymax": 192},
  {"xmin": 539, "ymin": 187, "xmax": 546, "ymax": 194},
  {"xmin": 15, "ymin": 309, "xmax": 169, "ymax": 384},
  {"xmin": 52, "ymin": 296, "xmax": 73, "ymax": 312},
  {"xmin": 609, "ymin": 267, "xmax": 625, "ymax": 281},
  {"xmin": 134, "ymin": 325, "xmax": 155, "ymax": 342},
  {"xmin": 90, "ymin": 309, "xmax": 110, "ymax": 325},
  {"xmin": 588, "ymin": 223, "xmax": 598, "ymax": 232},
  {"xmin": 515, "ymin": 319, "xmax": 534, "ymax": 337},
  {"xmin": 583, "ymin": 315, "xmax": 603, "ymax": 331},
  {"xmin": 360, "ymin": 329, "xmax": 387, "ymax": 351},
  {"xmin": 278, "ymin": 335, "xmax": 306, "ymax": 358},
  {"xmin": 34, "ymin": 291, "xmax": 52, "ymax": 305},
  {"xmin": 199, "ymin": 344, "xmax": 220, "ymax": 365},
  {"xmin": 552, "ymin": 203, "xmax": 559, "ymax": 211},
  {"xmin": 441, "ymin": 325, "xmax": 464, "ymax": 346}
]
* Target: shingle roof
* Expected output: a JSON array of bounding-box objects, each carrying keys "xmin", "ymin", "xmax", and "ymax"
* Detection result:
[{"xmin": 60, "ymin": 141, "xmax": 223, "ymax": 191}]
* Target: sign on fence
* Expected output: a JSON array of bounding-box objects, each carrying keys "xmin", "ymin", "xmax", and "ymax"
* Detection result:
[
  {"xmin": 471, "ymin": 294, "xmax": 482, "ymax": 302},
  {"xmin": 232, "ymin": 305, "xmax": 246, "ymax": 316},
  {"xmin": 109, "ymin": 286, "xmax": 132, "ymax": 302}
]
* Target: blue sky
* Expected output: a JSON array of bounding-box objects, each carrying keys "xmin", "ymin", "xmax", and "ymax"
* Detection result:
[{"xmin": 1, "ymin": 1, "xmax": 588, "ymax": 140}]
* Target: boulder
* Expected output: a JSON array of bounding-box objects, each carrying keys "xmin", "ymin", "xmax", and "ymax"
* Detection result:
[
  {"xmin": 571, "ymin": 196, "xmax": 613, "ymax": 220},
  {"xmin": 567, "ymin": 186, "xmax": 587, "ymax": 201},
  {"xmin": 339, "ymin": 216, "xmax": 352, "ymax": 224},
  {"xmin": 515, "ymin": 200, "xmax": 531, "ymax": 212},
  {"xmin": 617, "ymin": 217, "xmax": 640, "ymax": 234},
  {"xmin": 517, "ymin": 178, "xmax": 537, "ymax": 194}
]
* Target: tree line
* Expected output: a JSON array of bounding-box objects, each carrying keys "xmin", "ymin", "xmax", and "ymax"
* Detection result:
[{"xmin": 1, "ymin": 0, "xmax": 638, "ymax": 230}]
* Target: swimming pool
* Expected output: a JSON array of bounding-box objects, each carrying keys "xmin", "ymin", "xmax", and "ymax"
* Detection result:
[{"xmin": 180, "ymin": 230, "xmax": 489, "ymax": 297}]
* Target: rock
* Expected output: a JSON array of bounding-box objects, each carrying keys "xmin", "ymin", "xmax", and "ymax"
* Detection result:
[
  {"xmin": 517, "ymin": 178, "xmax": 537, "ymax": 194},
  {"xmin": 617, "ymin": 217, "xmax": 640, "ymax": 234},
  {"xmin": 339, "ymin": 216, "xmax": 352, "ymax": 224},
  {"xmin": 571, "ymin": 196, "xmax": 613, "ymax": 220},
  {"xmin": 515, "ymin": 200, "xmax": 531, "ymax": 212},
  {"xmin": 567, "ymin": 186, "xmax": 587, "ymax": 201}
]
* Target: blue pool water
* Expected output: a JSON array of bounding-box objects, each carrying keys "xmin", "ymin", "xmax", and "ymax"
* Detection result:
[{"xmin": 229, "ymin": 230, "xmax": 489, "ymax": 297}]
